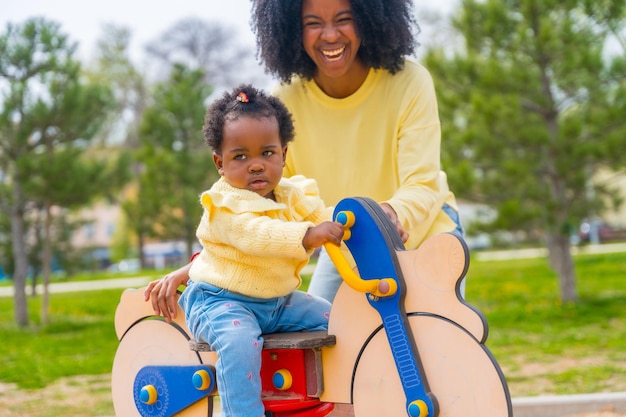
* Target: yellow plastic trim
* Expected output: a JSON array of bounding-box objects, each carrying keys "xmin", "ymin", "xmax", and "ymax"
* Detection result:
[
  {"xmin": 408, "ymin": 399, "xmax": 429, "ymax": 417},
  {"xmin": 193, "ymin": 369, "xmax": 212, "ymax": 391},
  {"xmin": 273, "ymin": 369, "xmax": 293, "ymax": 390},
  {"xmin": 324, "ymin": 243, "xmax": 397, "ymax": 297},
  {"xmin": 140, "ymin": 384, "xmax": 158, "ymax": 405}
]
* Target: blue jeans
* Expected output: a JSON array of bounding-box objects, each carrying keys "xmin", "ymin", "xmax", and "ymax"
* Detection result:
[
  {"xmin": 178, "ymin": 281, "xmax": 331, "ymax": 417},
  {"xmin": 308, "ymin": 203, "xmax": 466, "ymax": 302}
]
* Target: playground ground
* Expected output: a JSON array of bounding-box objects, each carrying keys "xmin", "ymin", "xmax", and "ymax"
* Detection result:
[
  {"xmin": 0, "ymin": 372, "xmax": 625, "ymax": 417},
  {"xmin": 2, "ymin": 243, "xmax": 626, "ymax": 416}
]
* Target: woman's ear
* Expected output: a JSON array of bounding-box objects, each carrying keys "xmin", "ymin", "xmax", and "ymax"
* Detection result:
[{"xmin": 213, "ymin": 152, "xmax": 224, "ymax": 175}]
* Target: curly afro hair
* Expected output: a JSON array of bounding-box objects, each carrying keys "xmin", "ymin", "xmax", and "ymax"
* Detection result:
[
  {"xmin": 251, "ymin": 0, "xmax": 420, "ymax": 83},
  {"xmin": 203, "ymin": 83, "xmax": 295, "ymax": 154}
]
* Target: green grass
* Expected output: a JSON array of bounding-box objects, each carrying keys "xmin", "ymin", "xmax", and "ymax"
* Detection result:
[
  {"xmin": 0, "ymin": 268, "xmax": 161, "ymax": 288},
  {"xmin": 0, "ymin": 289, "xmax": 122, "ymax": 389},
  {"xmin": 465, "ymin": 252, "xmax": 626, "ymax": 395},
  {"xmin": 0, "ymin": 251, "xmax": 624, "ymax": 398}
]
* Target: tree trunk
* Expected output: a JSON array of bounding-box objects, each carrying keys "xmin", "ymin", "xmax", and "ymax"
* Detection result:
[
  {"xmin": 30, "ymin": 269, "xmax": 38, "ymax": 297},
  {"xmin": 138, "ymin": 231, "xmax": 145, "ymax": 269},
  {"xmin": 185, "ymin": 205, "xmax": 196, "ymax": 261},
  {"xmin": 546, "ymin": 231, "xmax": 578, "ymax": 302},
  {"xmin": 30, "ymin": 218, "xmax": 43, "ymax": 297},
  {"xmin": 10, "ymin": 183, "xmax": 29, "ymax": 327},
  {"xmin": 185, "ymin": 236, "xmax": 195, "ymax": 261},
  {"xmin": 41, "ymin": 204, "xmax": 53, "ymax": 325}
]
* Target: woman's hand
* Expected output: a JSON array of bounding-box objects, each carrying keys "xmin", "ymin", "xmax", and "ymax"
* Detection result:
[
  {"xmin": 144, "ymin": 262, "xmax": 192, "ymax": 322},
  {"xmin": 380, "ymin": 203, "xmax": 409, "ymax": 243}
]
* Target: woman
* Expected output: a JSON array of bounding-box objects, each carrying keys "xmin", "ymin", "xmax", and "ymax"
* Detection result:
[{"xmin": 145, "ymin": 0, "xmax": 463, "ymax": 319}]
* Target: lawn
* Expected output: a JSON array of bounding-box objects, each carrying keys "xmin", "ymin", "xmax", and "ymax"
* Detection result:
[
  {"xmin": 0, "ymin": 289, "xmax": 122, "ymax": 389},
  {"xmin": 465, "ymin": 251, "xmax": 626, "ymax": 396},
  {"xmin": 0, "ymin": 250, "xmax": 624, "ymax": 399}
]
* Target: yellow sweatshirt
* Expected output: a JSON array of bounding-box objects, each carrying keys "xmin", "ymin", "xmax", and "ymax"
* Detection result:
[
  {"xmin": 189, "ymin": 176, "xmax": 332, "ymax": 298},
  {"xmin": 275, "ymin": 60, "xmax": 458, "ymax": 250}
]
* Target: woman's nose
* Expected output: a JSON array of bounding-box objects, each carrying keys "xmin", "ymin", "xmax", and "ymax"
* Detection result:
[{"xmin": 321, "ymin": 24, "xmax": 340, "ymax": 42}]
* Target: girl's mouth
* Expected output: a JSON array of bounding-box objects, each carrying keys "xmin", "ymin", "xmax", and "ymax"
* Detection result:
[{"xmin": 249, "ymin": 178, "xmax": 268, "ymax": 189}]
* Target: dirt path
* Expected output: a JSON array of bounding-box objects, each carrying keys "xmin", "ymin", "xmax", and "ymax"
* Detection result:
[{"xmin": 0, "ymin": 375, "xmax": 114, "ymax": 417}]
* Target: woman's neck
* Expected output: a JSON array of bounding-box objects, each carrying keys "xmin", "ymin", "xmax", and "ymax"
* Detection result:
[{"xmin": 313, "ymin": 61, "xmax": 371, "ymax": 99}]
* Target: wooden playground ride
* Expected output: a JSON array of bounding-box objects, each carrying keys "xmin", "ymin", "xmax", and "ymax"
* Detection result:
[{"xmin": 112, "ymin": 197, "xmax": 512, "ymax": 417}]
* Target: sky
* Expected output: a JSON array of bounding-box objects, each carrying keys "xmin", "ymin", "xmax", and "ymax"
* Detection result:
[
  {"xmin": 2, "ymin": 1, "xmax": 259, "ymax": 61},
  {"xmin": 1, "ymin": 0, "xmax": 458, "ymax": 64}
]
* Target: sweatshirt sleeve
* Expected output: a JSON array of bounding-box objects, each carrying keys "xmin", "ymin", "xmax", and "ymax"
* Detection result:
[{"xmin": 383, "ymin": 64, "xmax": 443, "ymax": 232}]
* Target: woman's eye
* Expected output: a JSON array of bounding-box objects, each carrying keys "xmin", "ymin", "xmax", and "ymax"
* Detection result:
[{"xmin": 337, "ymin": 17, "xmax": 353, "ymax": 25}]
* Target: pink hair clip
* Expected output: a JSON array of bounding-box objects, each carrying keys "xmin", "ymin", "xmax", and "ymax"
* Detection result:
[{"xmin": 236, "ymin": 92, "xmax": 249, "ymax": 103}]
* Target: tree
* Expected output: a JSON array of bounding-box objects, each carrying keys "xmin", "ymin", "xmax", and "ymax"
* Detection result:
[
  {"xmin": 0, "ymin": 18, "xmax": 124, "ymax": 326},
  {"xmin": 132, "ymin": 64, "xmax": 217, "ymax": 262},
  {"xmin": 23, "ymin": 148, "xmax": 130, "ymax": 323},
  {"xmin": 424, "ymin": 0, "xmax": 626, "ymax": 302},
  {"xmin": 145, "ymin": 17, "xmax": 271, "ymax": 91},
  {"xmin": 87, "ymin": 23, "xmax": 149, "ymax": 149},
  {"xmin": 85, "ymin": 24, "xmax": 150, "ymax": 265}
]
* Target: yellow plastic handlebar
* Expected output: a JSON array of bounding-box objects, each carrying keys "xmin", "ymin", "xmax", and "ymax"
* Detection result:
[{"xmin": 324, "ymin": 243, "xmax": 397, "ymax": 298}]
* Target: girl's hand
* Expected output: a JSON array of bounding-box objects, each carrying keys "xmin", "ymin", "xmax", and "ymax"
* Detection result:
[
  {"xmin": 303, "ymin": 221, "xmax": 345, "ymax": 249},
  {"xmin": 143, "ymin": 262, "xmax": 191, "ymax": 322}
]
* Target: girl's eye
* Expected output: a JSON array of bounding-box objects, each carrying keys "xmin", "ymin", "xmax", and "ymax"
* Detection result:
[
  {"xmin": 234, "ymin": 154, "xmax": 247, "ymax": 160},
  {"xmin": 263, "ymin": 150, "xmax": 274, "ymax": 156}
]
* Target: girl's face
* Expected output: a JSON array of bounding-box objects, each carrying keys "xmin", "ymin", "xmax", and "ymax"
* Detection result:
[
  {"xmin": 301, "ymin": 0, "xmax": 366, "ymax": 95},
  {"xmin": 213, "ymin": 116, "xmax": 287, "ymax": 200}
]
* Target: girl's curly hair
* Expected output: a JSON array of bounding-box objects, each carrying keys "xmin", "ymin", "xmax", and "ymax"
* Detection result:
[
  {"xmin": 203, "ymin": 83, "xmax": 295, "ymax": 153},
  {"xmin": 250, "ymin": 0, "xmax": 420, "ymax": 83}
]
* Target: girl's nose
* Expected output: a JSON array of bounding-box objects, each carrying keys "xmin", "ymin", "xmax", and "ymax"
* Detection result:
[{"xmin": 249, "ymin": 161, "xmax": 264, "ymax": 172}]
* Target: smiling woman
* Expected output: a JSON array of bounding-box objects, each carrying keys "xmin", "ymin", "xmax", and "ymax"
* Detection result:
[
  {"xmin": 246, "ymin": 0, "xmax": 465, "ymax": 304},
  {"xmin": 300, "ymin": 0, "xmax": 367, "ymax": 97}
]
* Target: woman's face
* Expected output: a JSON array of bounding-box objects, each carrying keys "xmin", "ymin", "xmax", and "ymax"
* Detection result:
[
  {"xmin": 213, "ymin": 116, "xmax": 286, "ymax": 200},
  {"xmin": 301, "ymin": 0, "xmax": 363, "ymax": 83}
]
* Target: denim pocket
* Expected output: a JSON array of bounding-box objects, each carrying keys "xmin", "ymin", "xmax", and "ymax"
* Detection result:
[
  {"xmin": 179, "ymin": 281, "xmax": 224, "ymax": 314},
  {"xmin": 195, "ymin": 281, "xmax": 226, "ymax": 298}
]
